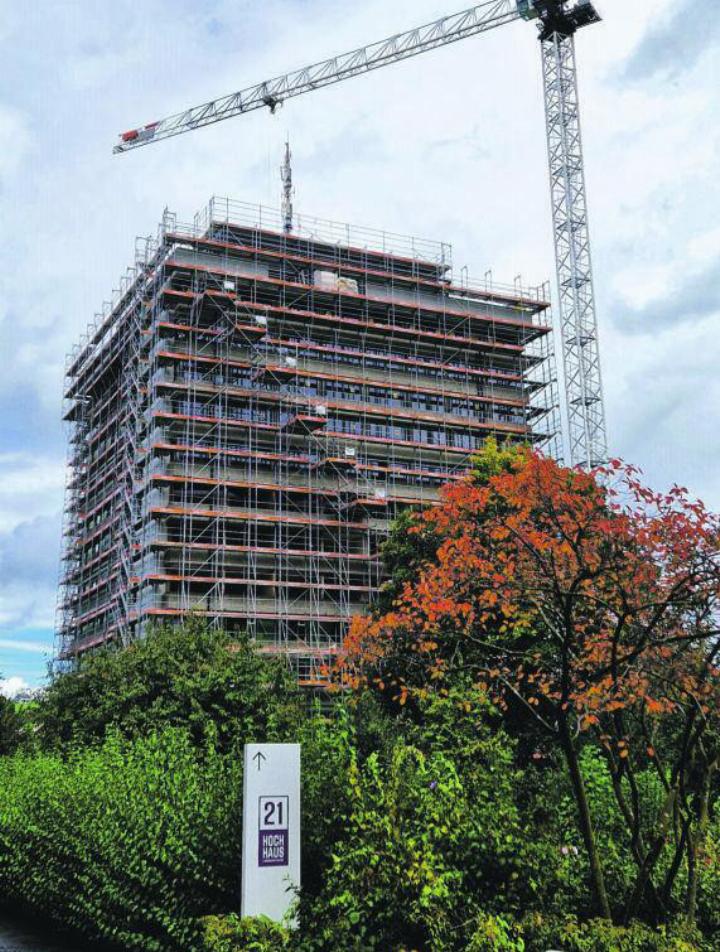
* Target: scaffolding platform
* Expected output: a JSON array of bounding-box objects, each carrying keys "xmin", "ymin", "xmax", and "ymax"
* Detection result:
[{"xmin": 56, "ymin": 197, "xmax": 561, "ymax": 673}]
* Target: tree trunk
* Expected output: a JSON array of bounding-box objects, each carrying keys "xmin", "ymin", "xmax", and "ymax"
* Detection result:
[
  {"xmin": 685, "ymin": 761, "xmax": 714, "ymax": 926},
  {"xmin": 624, "ymin": 785, "xmax": 676, "ymax": 924},
  {"xmin": 685, "ymin": 830, "xmax": 697, "ymax": 926},
  {"xmin": 559, "ymin": 718, "xmax": 612, "ymax": 920}
]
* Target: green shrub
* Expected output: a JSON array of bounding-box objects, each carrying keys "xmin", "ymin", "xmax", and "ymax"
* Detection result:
[
  {"xmin": 521, "ymin": 915, "xmax": 705, "ymax": 952},
  {"xmin": 200, "ymin": 914, "xmax": 290, "ymax": 951},
  {"xmin": 0, "ymin": 728, "xmax": 241, "ymax": 951},
  {"xmin": 466, "ymin": 913, "xmax": 525, "ymax": 951},
  {"xmin": 0, "ymin": 692, "xmax": 23, "ymax": 755},
  {"xmin": 36, "ymin": 620, "xmax": 302, "ymax": 751},
  {"xmin": 696, "ymin": 804, "xmax": 720, "ymax": 939},
  {"xmin": 300, "ymin": 696, "xmax": 530, "ymax": 951},
  {"xmin": 297, "ymin": 704, "xmax": 357, "ymax": 899},
  {"xmin": 3, "ymin": 617, "xmax": 718, "ymax": 949}
]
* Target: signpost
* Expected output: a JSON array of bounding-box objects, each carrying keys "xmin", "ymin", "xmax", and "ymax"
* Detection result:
[{"xmin": 241, "ymin": 743, "xmax": 301, "ymax": 923}]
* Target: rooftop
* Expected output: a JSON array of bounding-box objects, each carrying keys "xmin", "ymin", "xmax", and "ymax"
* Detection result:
[{"xmin": 65, "ymin": 197, "xmax": 552, "ymax": 378}]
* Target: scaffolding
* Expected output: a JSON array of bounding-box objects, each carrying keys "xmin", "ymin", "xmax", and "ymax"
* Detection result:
[{"xmin": 56, "ymin": 197, "xmax": 561, "ymax": 681}]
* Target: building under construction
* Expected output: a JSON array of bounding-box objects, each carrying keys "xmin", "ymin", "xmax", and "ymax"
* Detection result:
[{"xmin": 57, "ymin": 197, "xmax": 559, "ymax": 681}]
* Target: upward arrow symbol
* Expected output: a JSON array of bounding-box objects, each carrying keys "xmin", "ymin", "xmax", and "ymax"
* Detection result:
[{"xmin": 253, "ymin": 751, "xmax": 267, "ymax": 771}]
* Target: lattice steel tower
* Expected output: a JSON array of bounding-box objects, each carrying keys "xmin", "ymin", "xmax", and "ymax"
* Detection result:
[{"xmin": 530, "ymin": 2, "xmax": 607, "ymax": 467}]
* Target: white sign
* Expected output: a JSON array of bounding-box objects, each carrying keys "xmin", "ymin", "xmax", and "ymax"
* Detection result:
[{"xmin": 241, "ymin": 743, "xmax": 301, "ymax": 923}]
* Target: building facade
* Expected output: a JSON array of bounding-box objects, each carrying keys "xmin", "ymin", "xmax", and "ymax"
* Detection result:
[{"xmin": 57, "ymin": 198, "xmax": 559, "ymax": 681}]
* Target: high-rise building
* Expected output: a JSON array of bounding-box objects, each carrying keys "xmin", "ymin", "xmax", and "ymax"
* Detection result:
[{"xmin": 57, "ymin": 198, "xmax": 559, "ymax": 681}]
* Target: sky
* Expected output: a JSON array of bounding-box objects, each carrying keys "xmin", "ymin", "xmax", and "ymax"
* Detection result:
[{"xmin": 0, "ymin": 0, "xmax": 718, "ymax": 693}]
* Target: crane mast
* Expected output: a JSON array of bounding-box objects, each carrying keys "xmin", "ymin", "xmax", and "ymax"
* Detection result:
[
  {"xmin": 522, "ymin": 0, "xmax": 607, "ymax": 468},
  {"xmin": 115, "ymin": 0, "xmax": 607, "ymax": 469},
  {"xmin": 542, "ymin": 30, "xmax": 607, "ymax": 468}
]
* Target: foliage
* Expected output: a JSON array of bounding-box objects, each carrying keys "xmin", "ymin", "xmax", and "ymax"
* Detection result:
[
  {"xmin": 0, "ymin": 691, "xmax": 23, "ymax": 755},
  {"xmin": 36, "ymin": 619, "xmax": 303, "ymax": 751},
  {"xmin": 521, "ymin": 914, "xmax": 707, "ymax": 952},
  {"xmin": 340, "ymin": 447, "xmax": 720, "ymax": 926},
  {"xmin": 695, "ymin": 805, "xmax": 720, "ymax": 936},
  {"xmin": 376, "ymin": 508, "xmax": 442, "ymax": 613},
  {"xmin": 466, "ymin": 914, "xmax": 525, "ymax": 952},
  {"xmin": 1, "ymin": 467, "xmax": 719, "ymax": 949},
  {"xmin": 300, "ymin": 692, "xmax": 546, "ymax": 951},
  {"xmin": 374, "ymin": 440, "xmax": 521, "ymax": 617},
  {"xmin": 469, "ymin": 436, "xmax": 526, "ymax": 484},
  {"xmin": 0, "ymin": 727, "xmax": 241, "ymax": 951},
  {"xmin": 1, "ymin": 673, "xmax": 717, "ymax": 951},
  {"xmin": 297, "ymin": 703, "xmax": 358, "ymax": 897},
  {"xmin": 201, "ymin": 914, "xmax": 290, "ymax": 951},
  {"xmin": 0, "ymin": 624, "xmax": 313, "ymax": 951}
]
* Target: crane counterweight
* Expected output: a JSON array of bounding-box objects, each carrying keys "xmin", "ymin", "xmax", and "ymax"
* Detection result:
[{"xmin": 527, "ymin": 0, "xmax": 602, "ymax": 39}]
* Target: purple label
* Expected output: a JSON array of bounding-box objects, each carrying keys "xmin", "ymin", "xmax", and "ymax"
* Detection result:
[{"xmin": 259, "ymin": 829, "xmax": 288, "ymax": 867}]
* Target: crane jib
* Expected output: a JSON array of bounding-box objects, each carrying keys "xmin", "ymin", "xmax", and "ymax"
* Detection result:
[
  {"xmin": 114, "ymin": 0, "xmax": 523, "ymax": 152},
  {"xmin": 113, "ymin": 2, "xmax": 600, "ymax": 153}
]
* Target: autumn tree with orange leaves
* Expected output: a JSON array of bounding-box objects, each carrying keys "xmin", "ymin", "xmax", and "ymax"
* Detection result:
[{"xmin": 339, "ymin": 446, "xmax": 720, "ymax": 926}]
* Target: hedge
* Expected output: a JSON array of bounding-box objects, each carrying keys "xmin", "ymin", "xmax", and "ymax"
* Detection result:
[{"xmin": 0, "ymin": 728, "xmax": 241, "ymax": 951}]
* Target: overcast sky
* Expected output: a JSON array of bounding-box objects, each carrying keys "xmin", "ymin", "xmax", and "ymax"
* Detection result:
[{"xmin": 0, "ymin": 0, "xmax": 717, "ymax": 692}]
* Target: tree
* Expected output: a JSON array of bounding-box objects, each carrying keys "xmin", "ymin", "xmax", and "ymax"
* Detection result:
[
  {"xmin": 339, "ymin": 449, "xmax": 720, "ymax": 925},
  {"xmin": 37, "ymin": 618, "xmax": 304, "ymax": 750},
  {"xmin": 0, "ymin": 688, "xmax": 22, "ymax": 756}
]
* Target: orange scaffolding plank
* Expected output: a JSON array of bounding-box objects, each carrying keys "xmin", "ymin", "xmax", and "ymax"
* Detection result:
[
  {"xmin": 163, "ymin": 257, "xmax": 551, "ymax": 336},
  {"xmin": 151, "ymin": 402, "xmax": 529, "ymax": 438},
  {"xmin": 144, "ymin": 607, "xmax": 352, "ymax": 623},
  {"xmin": 150, "ymin": 540, "xmax": 380, "ymax": 560},
  {"xmin": 163, "ymin": 230, "xmax": 550, "ymax": 312},
  {"xmin": 148, "ymin": 504, "xmax": 372, "ymax": 530},
  {"xmin": 161, "ymin": 288, "xmax": 527, "ymax": 354},
  {"xmin": 151, "ymin": 441, "xmax": 312, "ymax": 466},
  {"xmin": 140, "ymin": 573, "xmax": 374, "ymax": 593},
  {"xmin": 156, "ymin": 322, "xmax": 530, "ymax": 387},
  {"xmin": 149, "ymin": 472, "xmax": 341, "ymax": 498}
]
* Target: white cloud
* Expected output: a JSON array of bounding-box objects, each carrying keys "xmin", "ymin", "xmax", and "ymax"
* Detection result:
[
  {"xmin": 0, "ymin": 455, "xmax": 65, "ymax": 534},
  {"xmin": 0, "ymin": 592, "xmax": 57, "ymax": 631},
  {"xmin": 0, "ymin": 638, "xmax": 53, "ymax": 655},
  {"xmin": 0, "ymin": 105, "xmax": 31, "ymax": 179},
  {"xmin": 0, "ymin": 675, "xmax": 30, "ymax": 699},
  {"xmin": 0, "ymin": 515, "xmax": 61, "ymax": 630}
]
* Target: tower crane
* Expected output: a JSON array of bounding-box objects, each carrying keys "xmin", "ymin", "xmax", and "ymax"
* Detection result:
[{"xmin": 114, "ymin": 0, "xmax": 607, "ymax": 469}]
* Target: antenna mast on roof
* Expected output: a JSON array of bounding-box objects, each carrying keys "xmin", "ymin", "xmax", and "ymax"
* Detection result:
[{"xmin": 281, "ymin": 139, "xmax": 293, "ymax": 234}]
